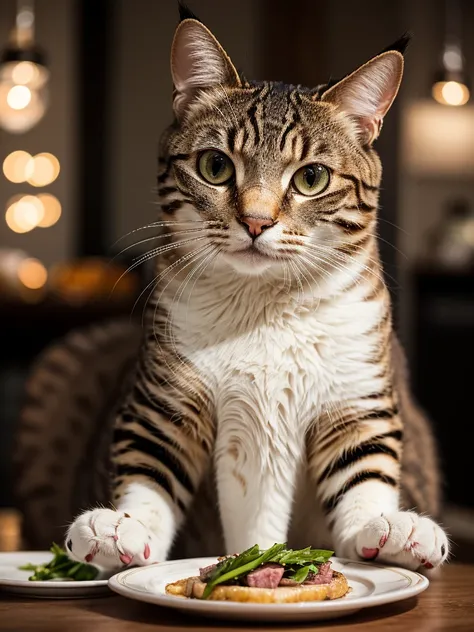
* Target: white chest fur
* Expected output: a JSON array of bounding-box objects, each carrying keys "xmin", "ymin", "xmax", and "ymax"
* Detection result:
[{"xmin": 166, "ymin": 270, "xmax": 385, "ymax": 423}]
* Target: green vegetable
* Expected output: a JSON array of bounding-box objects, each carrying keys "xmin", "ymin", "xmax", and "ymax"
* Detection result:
[
  {"xmin": 286, "ymin": 563, "xmax": 318, "ymax": 583},
  {"xmin": 202, "ymin": 543, "xmax": 284, "ymax": 599},
  {"xmin": 201, "ymin": 543, "xmax": 333, "ymax": 599},
  {"xmin": 272, "ymin": 547, "xmax": 333, "ymax": 566},
  {"xmin": 19, "ymin": 543, "xmax": 99, "ymax": 582},
  {"xmin": 289, "ymin": 565, "xmax": 312, "ymax": 584}
]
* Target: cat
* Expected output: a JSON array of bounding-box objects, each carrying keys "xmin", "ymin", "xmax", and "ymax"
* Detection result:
[{"xmin": 66, "ymin": 3, "xmax": 448, "ymax": 573}]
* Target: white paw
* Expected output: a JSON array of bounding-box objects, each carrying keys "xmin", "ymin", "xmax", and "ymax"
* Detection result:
[
  {"xmin": 356, "ymin": 511, "xmax": 449, "ymax": 571},
  {"xmin": 65, "ymin": 508, "xmax": 163, "ymax": 570}
]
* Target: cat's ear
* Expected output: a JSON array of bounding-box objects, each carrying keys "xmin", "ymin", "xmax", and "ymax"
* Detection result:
[
  {"xmin": 171, "ymin": 11, "xmax": 241, "ymax": 118},
  {"xmin": 320, "ymin": 43, "xmax": 406, "ymax": 145}
]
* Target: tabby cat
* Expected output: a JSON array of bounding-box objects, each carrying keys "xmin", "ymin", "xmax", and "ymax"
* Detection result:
[{"xmin": 66, "ymin": 4, "xmax": 448, "ymax": 572}]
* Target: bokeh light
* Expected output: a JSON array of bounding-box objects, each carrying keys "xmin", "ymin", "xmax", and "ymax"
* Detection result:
[
  {"xmin": 37, "ymin": 193, "xmax": 61, "ymax": 227},
  {"xmin": 17, "ymin": 258, "xmax": 48, "ymax": 290},
  {"xmin": 432, "ymin": 81, "xmax": 470, "ymax": 107},
  {"xmin": 4, "ymin": 196, "xmax": 24, "ymax": 233},
  {"xmin": 27, "ymin": 152, "xmax": 60, "ymax": 187},
  {"xmin": 5, "ymin": 194, "xmax": 45, "ymax": 233},
  {"xmin": 6, "ymin": 85, "xmax": 31, "ymax": 110},
  {"xmin": 2, "ymin": 151, "xmax": 34, "ymax": 183},
  {"xmin": 0, "ymin": 60, "xmax": 49, "ymax": 91},
  {"xmin": 0, "ymin": 84, "xmax": 47, "ymax": 133},
  {"xmin": 11, "ymin": 62, "xmax": 37, "ymax": 86},
  {"xmin": 3, "ymin": 151, "xmax": 61, "ymax": 186}
]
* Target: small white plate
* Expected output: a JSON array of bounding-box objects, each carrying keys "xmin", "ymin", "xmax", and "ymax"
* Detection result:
[
  {"xmin": 108, "ymin": 556, "xmax": 428, "ymax": 622},
  {"xmin": 0, "ymin": 551, "xmax": 110, "ymax": 598}
]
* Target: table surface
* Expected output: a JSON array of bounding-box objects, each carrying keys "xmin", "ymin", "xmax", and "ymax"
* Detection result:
[{"xmin": 0, "ymin": 563, "xmax": 473, "ymax": 632}]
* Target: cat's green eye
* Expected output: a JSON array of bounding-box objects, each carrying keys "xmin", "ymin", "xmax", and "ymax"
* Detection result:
[
  {"xmin": 198, "ymin": 150, "xmax": 234, "ymax": 185},
  {"xmin": 293, "ymin": 164, "xmax": 330, "ymax": 196}
]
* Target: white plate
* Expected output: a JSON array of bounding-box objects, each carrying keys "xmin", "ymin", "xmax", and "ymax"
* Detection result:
[
  {"xmin": 108, "ymin": 556, "xmax": 429, "ymax": 622},
  {"xmin": 0, "ymin": 551, "xmax": 110, "ymax": 598}
]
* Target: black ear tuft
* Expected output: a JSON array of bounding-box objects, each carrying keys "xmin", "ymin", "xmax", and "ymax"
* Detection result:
[
  {"xmin": 317, "ymin": 34, "xmax": 411, "ymax": 99},
  {"xmin": 379, "ymin": 32, "xmax": 412, "ymax": 56},
  {"xmin": 178, "ymin": 1, "xmax": 202, "ymax": 23}
]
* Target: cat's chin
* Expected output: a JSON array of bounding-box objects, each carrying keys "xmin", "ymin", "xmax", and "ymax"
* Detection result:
[{"xmin": 221, "ymin": 248, "xmax": 276, "ymax": 275}]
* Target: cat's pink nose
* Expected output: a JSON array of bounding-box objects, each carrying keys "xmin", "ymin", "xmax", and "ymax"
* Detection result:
[{"xmin": 240, "ymin": 216, "xmax": 275, "ymax": 238}]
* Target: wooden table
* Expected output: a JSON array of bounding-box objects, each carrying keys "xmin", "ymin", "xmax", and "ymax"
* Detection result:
[{"xmin": 1, "ymin": 564, "xmax": 473, "ymax": 631}]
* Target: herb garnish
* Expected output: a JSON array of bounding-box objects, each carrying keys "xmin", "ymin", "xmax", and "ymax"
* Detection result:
[
  {"xmin": 202, "ymin": 544, "xmax": 333, "ymax": 599},
  {"xmin": 19, "ymin": 543, "xmax": 99, "ymax": 582}
]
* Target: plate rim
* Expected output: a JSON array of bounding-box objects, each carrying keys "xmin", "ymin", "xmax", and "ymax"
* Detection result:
[
  {"xmin": 0, "ymin": 550, "xmax": 108, "ymax": 589},
  {"xmin": 108, "ymin": 556, "xmax": 429, "ymax": 614}
]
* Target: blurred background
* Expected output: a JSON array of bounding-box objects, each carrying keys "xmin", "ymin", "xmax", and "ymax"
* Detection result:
[{"xmin": 0, "ymin": 0, "xmax": 473, "ymax": 559}]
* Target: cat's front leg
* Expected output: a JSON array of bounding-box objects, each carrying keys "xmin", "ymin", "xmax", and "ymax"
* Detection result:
[
  {"xmin": 215, "ymin": 397, "xmax": 302, "ymax": 553},
  {"xmin": 308, "ymin": 404, "xmax": 449, "ymax": 571},
  {"xmin": 66, "ymin": 340, "xmax": 215, "ymax": 569}
]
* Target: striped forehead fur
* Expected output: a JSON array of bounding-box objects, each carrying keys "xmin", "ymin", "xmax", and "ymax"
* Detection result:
[{"xmin": 172, "ymin": 2, "xmax": 407, "ymax": 151}]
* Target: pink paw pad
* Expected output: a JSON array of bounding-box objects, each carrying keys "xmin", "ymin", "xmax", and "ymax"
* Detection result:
[
  {"xmin": 404, "ymin": 541, "xmax": 419, "ymax": 552},
  {"xmin": 144, "ymin": 543, "xmax": 150, "ymax": 560},
  {"xmin": 119, "ymin": 553, "xmax": 133, "ymax": 565},
  {"xmin": 361, "ymin": 547, "xmax": 379, "ymax": 560},
  {"xmin": 85, "ymin": 545, "xmax": 98, "ymax": 563}
]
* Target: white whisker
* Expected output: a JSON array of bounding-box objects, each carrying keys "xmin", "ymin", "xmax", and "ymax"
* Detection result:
[
  {"xmin": 130, "ymin": 243, "xmax": 214, "ymax": 326},
  {"xmin": 110, "ymin": 219, "xmax": 214, "ymax": 248},
  {"xmin": 151, "ymin": 245, "xmax": 216, "ymax": 388},
  {"xmin": 111, "ymin": 235, "xmax": 210, "ymax": 294},
  {"xmin": 164, "ymin": 245, "xmax": 217, "ymax": 358},
  {"xmin": 111, "ymin": 226, "xmax": 213, "ymax": 262}
]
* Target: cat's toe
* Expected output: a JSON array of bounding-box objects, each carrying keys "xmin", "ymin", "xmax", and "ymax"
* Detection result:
[
  {"xmin": 66, "ymin": 508, "xmax": 158, "ymax": 570},
  {"xmin": 356, "ymin": 511, "xmax": 449, "ymax": 571}
]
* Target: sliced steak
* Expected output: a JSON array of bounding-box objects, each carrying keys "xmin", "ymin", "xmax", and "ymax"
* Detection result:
[
  {"xmin": 303, "ymin": 562, "xmax": 333, "ymax": 585},
  {"xmin": 199, "ymin": 563, "xmax": 217, "ymax": 582},
  {"xmin": 245, "ymin": 563, "xmax": 285, "ymax": 589},
  {"xmin": 278, "ymin": 577, "xmax": 300, "ymax": 587},
  {"xmin": 200, "ymin": 555, "xmax": 246, "ymax": 582},
  {"xmin": 278, "ymin": 562, "xmax": 333, "ymax": 586}
]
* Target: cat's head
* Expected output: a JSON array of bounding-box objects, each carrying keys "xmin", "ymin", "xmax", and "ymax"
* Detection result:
[{"xmin": 160, "ymin": 2, "xmax": 408, "ymax": 277}]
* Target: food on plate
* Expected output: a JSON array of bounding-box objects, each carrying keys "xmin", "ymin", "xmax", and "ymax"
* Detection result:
[
  {"xmin": 165, "ymin": 543, "xmax": 349, "ymax": 603},
  {"xmin": 19, "ymin": 543, "xmax": 99, "ymax": 581}
]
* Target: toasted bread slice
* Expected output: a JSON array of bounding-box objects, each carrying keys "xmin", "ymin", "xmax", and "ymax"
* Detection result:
[{"xmin": 165, "ymin": 570, "xmax": 349, "ymax": 603}]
